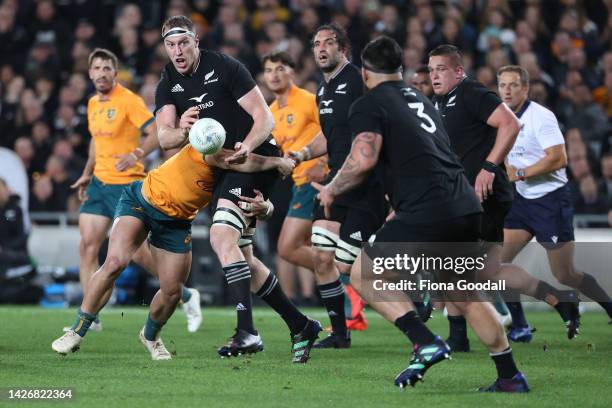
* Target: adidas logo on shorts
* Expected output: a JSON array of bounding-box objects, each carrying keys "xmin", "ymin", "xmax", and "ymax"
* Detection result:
[
  {"xmin": 236, "ymin": 303, "xmax": 247, "ymax": 311},
  {"xmin": 349, "ymin": 231, "xmax": 362, "ymax": 241},
  {"xmin": 171, "ymin": 84, "xmax": 184, "ymax": 92},
  {"xmin": 229, "ymin": 187, "xmax": 242, "ymax": 197}
]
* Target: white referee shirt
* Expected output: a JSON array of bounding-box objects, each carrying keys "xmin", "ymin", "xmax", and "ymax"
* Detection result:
[{"xmin": 507, "ymin": 100, "xmax": 568, "ymax": 199}]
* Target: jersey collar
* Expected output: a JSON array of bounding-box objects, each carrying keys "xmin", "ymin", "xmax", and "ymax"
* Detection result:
[
  {"xmin": 515, "ymin": 99, "xmax": 531, "ymax": 118},
  {"xmin": 446, "ymin": 76, "xmax": 467, "ymax": 98},
  {"xmin": 98, "ymin": 83, "xmax": 121, "ymax": 102},
  {"xmin": 325, "ymin": 60, "xmax": 350, "ymax": 84}
]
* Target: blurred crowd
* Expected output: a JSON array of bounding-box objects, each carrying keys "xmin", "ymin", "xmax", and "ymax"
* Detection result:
[{"xmin": 0, "ymin": 0, "xmax": 611, "ymax": 223}]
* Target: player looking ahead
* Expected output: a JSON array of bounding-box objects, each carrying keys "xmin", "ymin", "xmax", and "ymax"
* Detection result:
[{"xmin": 154, "ymin": 15, "xmax": 322, "ymax": 359}]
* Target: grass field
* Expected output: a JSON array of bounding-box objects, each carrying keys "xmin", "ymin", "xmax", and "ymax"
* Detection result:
[{"xmin": 0, "ymin": 306, "xmax": 610, "ymax": 407}]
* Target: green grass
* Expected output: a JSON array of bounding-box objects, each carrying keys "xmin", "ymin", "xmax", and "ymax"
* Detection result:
[{"xmin": 0, "ymin": 306, "xmax": 610, "ymax": 407}]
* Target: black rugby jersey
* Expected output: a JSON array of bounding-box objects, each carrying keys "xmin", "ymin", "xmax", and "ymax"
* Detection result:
[
  {"xmin": 432, "ymin": 77, "xmax": 513, "ymax": 203},
  {"xmin": 155, "ymin": 49, "xmax": 276, "ymax": 156},
  {"xmin": 349, "ymin": 81, "xmax": 482, "ymax": 224},
  {"xmin": 317, "ymin": 62, "xmax": 384, "ymax": 212}
]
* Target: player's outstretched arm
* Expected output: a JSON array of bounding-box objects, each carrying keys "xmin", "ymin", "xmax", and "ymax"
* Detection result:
[
  {"xmin": 289, "ymin": 131, "xmax": 327, "ymax": 164},
  {"xmin": 206, "ymin": 151, "xmax": 294, "ymax": 176},
  {"xmin": 156, "ymin": 104, "xmax": 196, "ymax": 150}
]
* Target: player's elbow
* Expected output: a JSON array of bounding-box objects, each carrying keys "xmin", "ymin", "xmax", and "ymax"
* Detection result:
[
  {"xmin": 158, "ymin": 129, "xmax": 180, "ymax": 150},
  {"xmin": 553, "ymin": 152, "xmax": 568, "ymax": 169}
]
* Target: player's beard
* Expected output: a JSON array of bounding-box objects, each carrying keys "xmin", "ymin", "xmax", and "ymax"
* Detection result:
[
  {"xmin": 318, "ymin": 53, "xmax": 341, "ymax": 73},
  {"xmin": 95, "ymin": 79, "xmax": 113, "ymax": 94}
]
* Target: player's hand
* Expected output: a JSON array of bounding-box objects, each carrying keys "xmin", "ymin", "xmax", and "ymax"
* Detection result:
[
  {"xmin": 386, "ymin": 209, "xmax": 396, "ymax": 222},
  {"xmin": 114, "ymin": 153, "xmax": 137, "ymax": 171},
  {"xmin": 311, "ymin": 181, "xmax": 334, "ymax": 219},
  {"xmin": 475, "ymin": 168, "xmax": 495, "ymax": 202},
  {"xmin": 505, "ymin": 164, "xmax": 518, "ymax": 182},
  {"xmin": 225, "ymin": 142, "xmax": 250, "ymax": 164},
  {"xmin": 179, "ymin": 106, "xmax": 200, "ymax": 137},
  {"xmin": 238, "ymin": 190, "xmax": 272, "ymax": 219},
  {"xmin": 276, "ymin": 157, "xmax": 296, "ymax": 178},
  {"xmin": 70, "ymin": 174, "xmax": 92, "ymax": 202},
  {"xmin": 288, "ymin": 147, "xmax": 310, "ymax": 165}
]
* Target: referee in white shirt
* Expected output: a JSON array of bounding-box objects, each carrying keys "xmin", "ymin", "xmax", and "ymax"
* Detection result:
[{"xmin": 498, "ymin": 65, "xmax": 612, "ymax": 342}]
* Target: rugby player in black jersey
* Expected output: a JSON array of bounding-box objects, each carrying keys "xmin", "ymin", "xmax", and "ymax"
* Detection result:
[
  {"xmin": 291, "ymin": 24, "xmax": 386, "ymax": 348},
  {"xmin": 155, "ymin": 15, "xmax": 321, "ymax": 363},
  {"xmin": 315, "ymin": 36, "xmax": 530, "ymax": 392}
]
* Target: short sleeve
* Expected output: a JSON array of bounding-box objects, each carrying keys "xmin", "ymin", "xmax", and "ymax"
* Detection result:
[
  {"xmin": 223, "ymin": 54, "xmax": 257, "ymax": 100},
  {"xmin": 127, "ymin": 93, "xmax": 154, "ymax": 130},
  {"xmin": 348, "ymin": 96, "xmax": 383, "ymax": 138},
  {"xmin": 535, "ymin": 108, "xmax": 564, "ymax": 149},
  {"xmin": 463, "ymin": 81, "xmax": 501, "ymax": 124},
  {"xmin": 154, "ymin": 68, "xmax": 174, "ymax": 115}
]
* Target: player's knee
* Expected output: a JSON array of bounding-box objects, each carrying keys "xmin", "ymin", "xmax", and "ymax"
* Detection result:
[
  {"xmin": 79, "ymin": 237, "xmax": 101, "ymax": 258},
  {"xmin": 313, "ymin": 249, "xmax": 335, "ymax": 277},
  {"xmin": 277, "ymin": 239, "xmax": 292, "ymax": 260},
  {"xmin": 102, "ymin": 255, "xmax": 129, "ymax": 279},
  {"xmin": 161, "ymin": 282, "xmax": 182, "ymax": 304}
]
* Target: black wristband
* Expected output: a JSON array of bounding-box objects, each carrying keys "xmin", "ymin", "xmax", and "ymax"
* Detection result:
[{"xmin": 482, "ymin": 161, "xmax": 498, "ymax": 173}]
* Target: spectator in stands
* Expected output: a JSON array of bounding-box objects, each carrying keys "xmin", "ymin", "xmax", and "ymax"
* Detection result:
[
  {"xmin": 528, "ymin": 78, "xmax": 549, "ymax": 106},
  {"xmin": 28, "ymin": 0, "xmax": 72, "ymax": 70},
  {"xmin": 477, "ymin": 8, "xmax": 516, "ymax": 53},
  {"xmin": 573, "ymin": 174, "xmax": 608, "ymax": 214},
  {"xmin": 44, "ymin": 155, "xmax": 72, "ymax": 210},
  {"xmin": 51, "ymin": 138, "xmax": 85, "ymax": 183},
  {"xmin": 29, "ymin": 174, "xmax": 55, "ymax": 212},
  {"xmin": 13, "ymin": 137, "xmax": 40, "ymax": 184},
  {"xmin": 593, "ymin": 70, "xmax": 612, "ymax": 118},
  {"xmin": 0, "ymin": 4, "xmax": 29, "ymax": 68},
  {"xmin": 564, "ymin": 84, "xmax": 609, "ymax": 144},
  {"xmin": 599, "ymin": 152, "xmax": 612, "ymax": 208},
  {"xmin": 54, "ymin": 103, "xmax": 86, "ymax": 140}
]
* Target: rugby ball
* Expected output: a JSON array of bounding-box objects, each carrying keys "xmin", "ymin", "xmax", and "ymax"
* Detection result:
[{"xmin": 188, "ymin": 117, "xmax": 226, "ymax": 155}]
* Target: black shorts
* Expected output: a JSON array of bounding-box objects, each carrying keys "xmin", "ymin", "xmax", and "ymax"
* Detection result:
[
  {"xmin": 372, "ymin": 213, "xmax": 481, "ymax": 244},
  {"xmin": 313, "ymin": 199, "xmax": 386, "ymax": 247},
  {"xmin": 480, "ymin": 199, "xmax": 512, "ymax": 242},
  {"xmin": 211, "ymin": 169, "xmax": 279, "ymax": 209}
]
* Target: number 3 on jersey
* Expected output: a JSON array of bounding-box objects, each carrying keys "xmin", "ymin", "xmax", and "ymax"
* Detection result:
[{"xmin": 408, "ymin": 102, "xmax": 436, "ymax": 134}]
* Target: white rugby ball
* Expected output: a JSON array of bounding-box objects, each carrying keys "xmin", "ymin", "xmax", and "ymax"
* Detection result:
[{"xmin": 189, "ymin": 117, "xmax": 226, "ymax": 155}]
